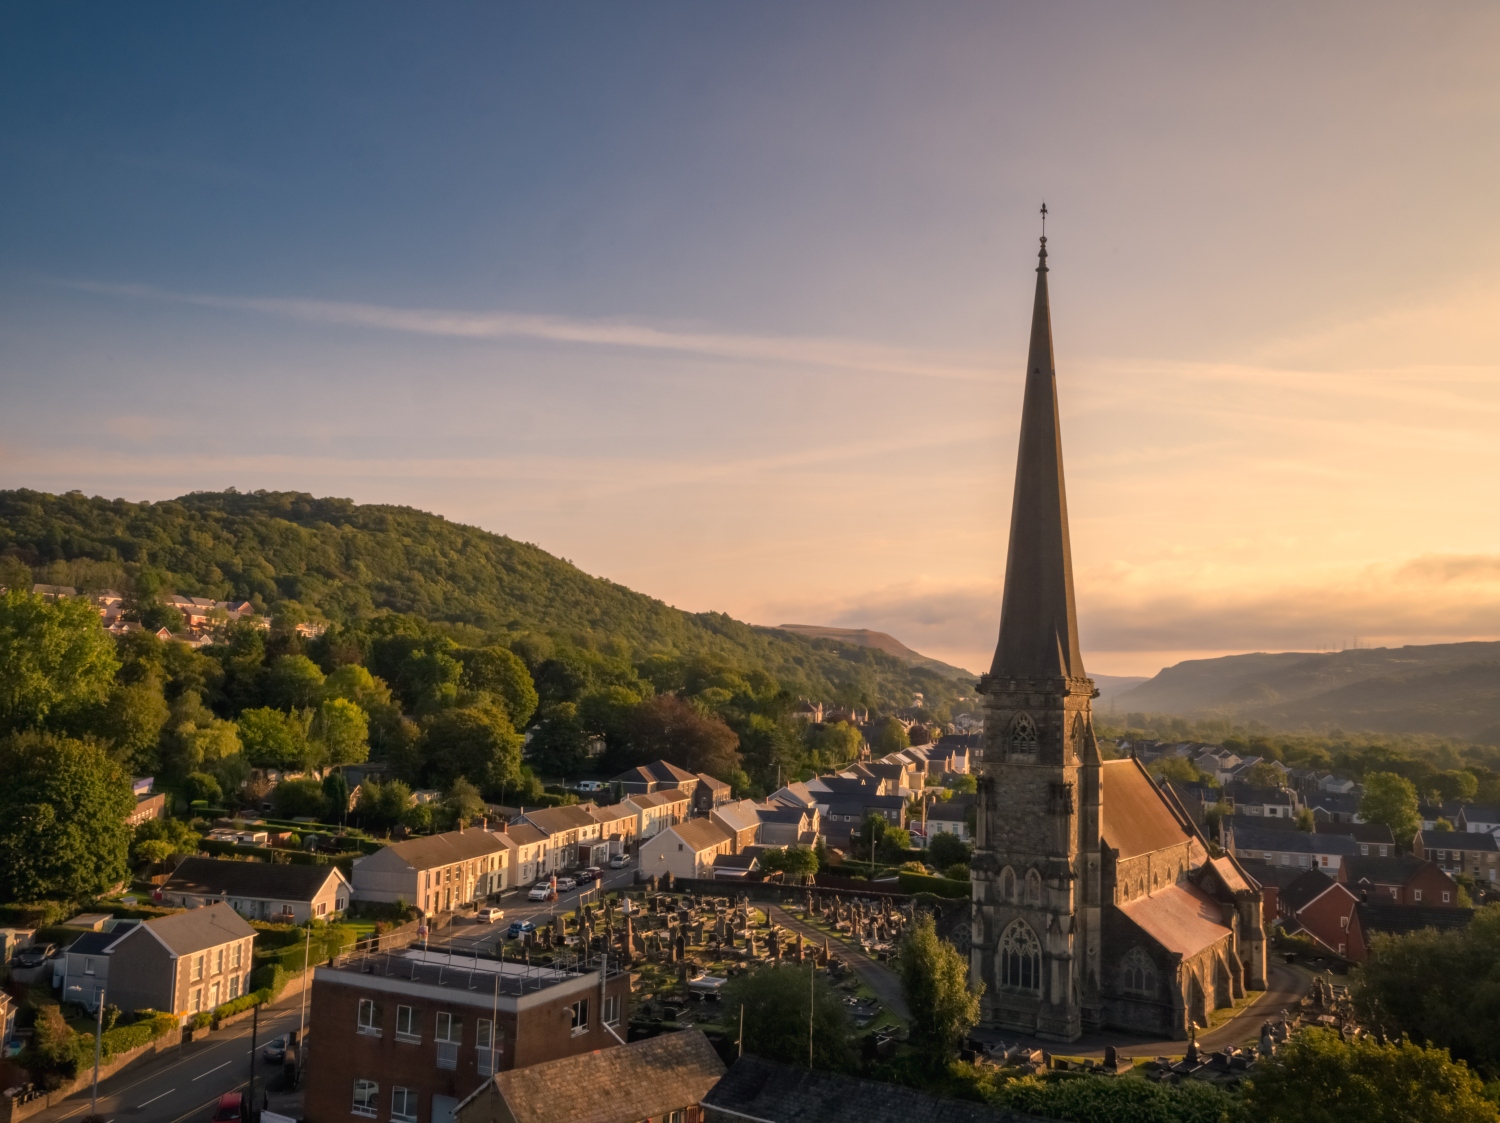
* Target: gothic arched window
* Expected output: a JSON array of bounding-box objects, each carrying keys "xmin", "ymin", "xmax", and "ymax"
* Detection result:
[
  {"xmin": 1120, "ymin": 947, "xmax": 1157, "ymax": 996},
  {"xmin": 1025, "ymin": 868, "xmax": 1043, "ymax": 906},
  {"xmin": 1009, "ymin": 712, "xmax": 1039, "ymax": 756},
  {"xmin": 1000, "ymin": 866, "xmax": 1016, "ymax": 903},
  {"xmin": 999, "ymin": 920, "xmax": 1042, "ymax": 993}
]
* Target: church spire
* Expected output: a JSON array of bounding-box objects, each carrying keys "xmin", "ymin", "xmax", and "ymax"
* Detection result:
[{"xmin": 990, "ymin": 226, "xmax": 1085, "ymax": 680}]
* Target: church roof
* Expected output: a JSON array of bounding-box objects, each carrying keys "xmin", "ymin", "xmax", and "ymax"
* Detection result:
[
  {"xmin": 1117, "ymin": 881, "xmax": 1232, "ymax": 959},
  {"xmin": 989, "ymin": 234, "xmax": 1085, "ymax": 681},
  {"xmin": 1100, "ymin": 759, "xmax": 1194, "ymax": 860}
]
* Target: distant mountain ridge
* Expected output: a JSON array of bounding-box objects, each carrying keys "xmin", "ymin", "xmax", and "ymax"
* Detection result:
[
  {"xmin": 1116, "ymin": 642, "xmax": 1500, "ymax": 743},
  {"xmin": 775, "ymin": 625, "xmax": 974, "ymax": 679}
]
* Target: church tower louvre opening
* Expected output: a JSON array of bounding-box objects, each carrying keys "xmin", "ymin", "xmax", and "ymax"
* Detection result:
[{"xmin": 970, "ymin": 228, "xmax": 1103, "ymax": 1042}]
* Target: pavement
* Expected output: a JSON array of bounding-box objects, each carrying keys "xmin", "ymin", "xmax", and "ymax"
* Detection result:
[{"xmin": 25, "ymin": 979, "xmax": 311, "ymax": 1123}]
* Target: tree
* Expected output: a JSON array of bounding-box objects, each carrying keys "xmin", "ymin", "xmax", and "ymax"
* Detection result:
[
  {"xmin": 1244, "ymin": 762, "xmax": 1286, "ymax": 789},
  {"xmin": 625, "ymin": 693, "xmax": 740, "ymax": 778},
  {"xmin": 312, "ymin": 698, "xmax": 370, "ymax": 768},
  {"xmin": 459, "ymin": 646, "xmax": 539, "ymax": 728},
  {"xmin": 1351, "ymin": 904, "xmax": 1500, "ymax": 1071},
  {"xmin": 0, "ymin": 731, "xmax": 134, "ymax": 901},
  {"xmin": 949, "ymin": 773, "xmax": 977, "ymax": 795},
  {"xmin": 877, "ymin": 826, "xmax": 913, "ymax": 864},
  {"xmin": 184, "ymin": 772, "xmax": 224, "ymax": 805},
  {"xmin": 1437, "ymin": 769, "xmax": 1480, "ymax": 803},
  {"xmin": 525, "ymin": 702, "xmax": 594, "ymax": 778},
  {"xmin": 322, "ymin": 771, "xmax": 350, "ymax": 820},
  {"xmin": 0, "ymin": 589, "xmax": 120, "ymax": 735},
  {"xmin": 804, "ymin": 721, "xmax": 863, "ymax": 770},
  {"xmin": 238, "ymin": 707, "xmax": 310, "ymax": 768},
  {"xmin": 273, "ymin": 778, "xmax": 329, "ymax": 819},
  {"xmin": 871, "ymin": 717, "xmax": 910, "ymax": 756},
  {"xmin": 421, "ymin": 701, "xmax": 524, "ymax": 795},
  {"xmin": 94, "ymin": 676, "xmax": 171, "ymax": 771},
  {"xmin": 928, "ymin": 830, "xmax": 972, "ymax": 870},
  {"xmin": 1361, "ymin": 771, "xmax": 1421, "ymax": 843},
  {"xmin": 855, "ymin": 813, "xmax": 887, "ymax": 860},
  {"xmin": 722, "ymin": 964, "xmax": 854, "ymax": 1071},
  {"xmin": 1242, "ymin": 1028, "xmax": 1497, "ymax": 1123},
  {"xmin": 266, "ymin": 654, "xmax": 326, "ymax": 711},
  {"xmin": 442, "ymin": 778, "xmax": 486, "ymax": 828},
  {"xmin": 322, "ymin": 663, "xmax": 393, "ymax": 711},
  {"xmin": 760, "ymin": 846, "xmax": 818, "ymax": 884},
  {"xmin": 131, "ymin": 816, "xmax": 200, "ymax": 863},
  {"xmin": 896, "ymin": 913, "xmax": 982, "ymax": 1070}
]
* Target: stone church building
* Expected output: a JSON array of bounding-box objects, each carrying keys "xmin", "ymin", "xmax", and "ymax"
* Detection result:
[{"xmin": 968, "ymin": 233, "xmax": 1265, "ymax": 1042}]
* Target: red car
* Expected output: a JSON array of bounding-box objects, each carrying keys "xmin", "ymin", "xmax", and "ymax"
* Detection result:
[{"xmin": 213, "ymin": 1093, "xmax": 243, "ymax": 1123}]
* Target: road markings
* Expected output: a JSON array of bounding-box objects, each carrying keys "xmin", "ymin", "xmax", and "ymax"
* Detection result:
[
  {"xmin": 136, "ymin": 1089, "xmax": 176, "ymax": 1109},
  {"xmin": 191, "ymin": 1062, "xmax": 232, "ymax": 1081}
]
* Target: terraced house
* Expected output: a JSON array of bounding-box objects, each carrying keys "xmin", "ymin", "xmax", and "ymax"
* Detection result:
[{"xmin": 352, "ymin": 829, "xmax": 512, "ymax": 915}]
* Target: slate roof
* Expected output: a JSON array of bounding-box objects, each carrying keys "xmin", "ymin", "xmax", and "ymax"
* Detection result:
[
  {"xmin": 504, "ymin": 822, "xmax": 548, "ymax": 847},
  {"xmin": 67, "ymin": 930, "xmax": 128, "ymax": 956},
  {"xmin": 703, "ymin": 1054, "xmax": 1041, "ymax": 1123},
  {"xmin": 1116, "ymin": 881, "xmax": 1232, "ymax": 958},
  {"xmin": 928, "ymin": 796, "xmax": 975, "ymax": 823},
  {"xmin": 468, "ymin": 1029, "xmax": 725, "ymax": 1123},
  {"xmin": 1232, "ymin": 828, "xmax": 1360, "ymax": 856},
  {"xmin": 1419, "ymin": 830, "xmax": 1500, "ymax": 853},
  {"xmin": 521, "ymin": 804, "xmax": 598, "ymax": 836},
  {"xmin": 713, "ymin": 800, "xmax": 764, "ymax": 835},
  {"xmin": 1237, "ymin": 859, "xmax": 1316, "ymax": 889},
  {"xmin": 1343, "ymin": 854, "xmax": 1442, "ymax": 886},
  {"xmin": 713, "ymin": 853, "xmax": 760, "ymax": 870},
  {"xmin": 667, "ymin": 819, "xmax": 733, "ymax": 853},
  {"xmin": 163, "ymin": 857, "xmax": 345, "ymax": 902},
  {"xmin": 1316, "ymin": 821, "xmax": 1396, "ymax": 845},
  {"xmin": 1280, "ymin": 869, "xmax": 1340, "ymax": 913},
  {"xmin": 1356, "ymin": 902, "xmax": 1474, "ymax": 937},
  {"xmin": 379, "ymin": 829, "xmax": 510, "ymax": 870},
  {"xmin": 625, "ymin": 789, "xmax": 690, "ymax": 810},
  {"xmin": 1100, "ymin": 759, "xmax": 1193, "ymax": 860},
  {"xmin": 1224, "ymin": 812, "xmax": 1298, "ymax": 835},
  {"xmin": 139, "ymin": 902, "xmax": 254, "ymax": 956},
  {"xmin": 696, "ymin": 773, "xmax": 731, "ymax": 793}
]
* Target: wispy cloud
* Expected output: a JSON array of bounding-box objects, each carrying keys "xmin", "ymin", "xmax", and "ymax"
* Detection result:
[{"xmin": 66, "ymin": 281, "xmax": 997, "ymax": 383}]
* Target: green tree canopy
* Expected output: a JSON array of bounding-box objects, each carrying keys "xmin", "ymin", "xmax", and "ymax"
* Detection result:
[
  {"xmin": 0, "ymin": 731, "xmax": 135, "ymax": 901},
  {"xmin": 273, "ymin": 777, "xmax": 329, "ymax": 819},
  {"xmin": 95, "ymin": 676, "xmax": 171, "ymax": 771},
  {"xmin": 897, "ymin": 913, "xmax": 982, "ymax": 1070},
  {"xmin": 238, "ymin": 706, "xmax": 310, "ymax": 768},
  {"xmin": 624, "ymin": 693, "xmax": 740, "ymax": 778},
  {"xmin": 1242, "ymin": 1028, "xmax": 1497, "ymax": 1123},
  {"xmin": 871, "ymin": 716, "xmax": 910, "ymax": 756},
  {"xmin": 184, "ymin": 772, "xmax": 224, "ymax": 805},
  {"xmin": 1361, "ymin": 771, "xmax": 1421, "ymax": 843},
  {"xmin": 442, "ymin": 777, "xmax": 486, "ymax": 828},
  {"xmin": 313, "ymin": 697, "xmax": 370, "ymax": 767},
  {"xmin": 421, "ymin": 700, "xmax": 523, "ymax": 796},
  {"xmin": 804, "ymin": 720, "xmax": 864, "ymax": 771},
  {"xmin": 322, "ymin": 663, "xmax": 393, "ymax": 711},
  {"xmin": 458, "ymin": 646, "xmax": 539, "ymax": 728},
  {"xmin": 722, "ymin": 964, "xmax": 853, "ymax": 1072},
  {"xmin": 0, "ymin": 589, "xmax": 119, "ymax": 735},
  {"xmin": 266, "ymin": 654, "xmax": 326, "ymax": 711},
  {"xmin": 928, "ymin": 830, "xmax": 972, "ymax": 870},
  {"xmin": 524, "ymin": 702, "xmax": 594, "ymax": 779}
]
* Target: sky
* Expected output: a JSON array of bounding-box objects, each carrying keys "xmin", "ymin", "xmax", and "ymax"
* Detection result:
[{"xmin": 2, "ymin": 3, "xmax": 1499, "ymax": 678}]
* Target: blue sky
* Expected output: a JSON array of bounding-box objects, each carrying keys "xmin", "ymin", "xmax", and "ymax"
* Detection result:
[{"xmin": 4, "ymin": 3, "xmax": 1499, "ymax": 675}]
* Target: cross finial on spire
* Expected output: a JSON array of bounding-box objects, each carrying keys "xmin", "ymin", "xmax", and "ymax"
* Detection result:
[{"xmin": 1040, "ymin": 201, "xmax": 1047, "ymax": 239}]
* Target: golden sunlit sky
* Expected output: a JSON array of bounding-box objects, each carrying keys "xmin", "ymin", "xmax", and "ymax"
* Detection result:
[{"xmin": 3, "ymin": 4, "xmax": 1498, "ymax": 677}]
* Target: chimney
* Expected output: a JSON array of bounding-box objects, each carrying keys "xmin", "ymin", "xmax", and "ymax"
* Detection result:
[{"xmin": 497, "ymin": 820, "xmax": 507, "ymax": 834}]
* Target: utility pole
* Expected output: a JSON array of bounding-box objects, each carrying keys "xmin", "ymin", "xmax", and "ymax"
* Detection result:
[
  {"xmin": 737, "ymin": 1004, "xmax": 744, "ymax": 1058},
  {"xmin": 298, "ymin": 925, "xmax": 311, "ymax": 1047},
  {"xmin": 91, "ymin": 985, "xmax": 105, "ymax": 1119},
  {"xmin": 248, "ymin": 1002, "xmax": 258, "ymax": 1123},
  {"xmin": 808, "ymin": 965, "xmax": 815, "ymax": 1070}
]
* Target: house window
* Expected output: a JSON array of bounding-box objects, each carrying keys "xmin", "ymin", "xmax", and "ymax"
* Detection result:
[
  {"xmin": 1390, "ymin": 888, "xmax": 1398, "ymax": 898},
  {"xmin": 477, "ymin": 1019, "xmax": 497, "ymax": 1076},
  {"xmin": 570, "ymin": 999, "xmax": 589, "ymax": 1036},
  {"xmin": 352, "ymin": 1080, "xmax": 379, "ymax": 1118},
  {"xmin": 229, "ymin": 976, "xmax": 240, "ymax": 1000},
  {"xmin": 1414, "ymin": 889, "xmax": 1423, "ymax": 902},
  {"xmin": 603, "ymin": 994, "xmax": 621, "ymax": 1027},
  {"xmin": 391, "ymin": 1088, "xmax": 416, "ymax": 1123},
  {"xmin": 435, "ymin": 1011, "xmax": 461, "ymax": 1070},
  {"xmin": 999, "ymin": 920, "xmax": 1042, "ymax": 993},
  {"xmin": 84, "ymin": 957, "xmax": 96, "ymax": 976},
  {"xmin": 395, "ymin": 1005, "xmax": 420, "ymax": 1043},
  {"xmin": 357, "ymin": 998, "xmax": 382, "ymax": 1036},
  {"xmin": 317, "ymin": 903, "xmax": 328, "ymax": 917},
  {"xmin": 232, "ymin": 942, "xmax": 243, "ymax": 969},
  {"xmin": 1340, "ymin": 916, "xmax": 1349, "ymax": 930},
  {"xmin": 1444, "ymin": 891, "xmax": 1452, "ymax": 903},
  {"xmin": 191, "ymin": 988, "xmax": 202, "ymax": 1013},
  {"xmin": 193, "ymin": 955, "xmax": 204, "ymax": 981},
  {"xmin": 216, "ymin": 948, "xmax": 225, "ymax": 975}
]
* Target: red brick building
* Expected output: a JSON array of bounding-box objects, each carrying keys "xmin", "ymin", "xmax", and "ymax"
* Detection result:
[
  {"xmin": 1346, "ymin": 902, "xmax": 1475, "ymax": 962},
  {"xmin": 1279, "ymin": 869, "xmax": 1359, "ymax": 958},
  {"xmin": 305, "ymin": 948, "xmax": 630, "ymax": 1123},
  {"xmin": 1339, "ymin": 855, "xmax": 1461, "ymax": 908}
]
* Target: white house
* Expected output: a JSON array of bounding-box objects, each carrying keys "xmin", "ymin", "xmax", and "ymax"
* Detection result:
[
  {"xmin": 638, "ymin": 820, "xmax": 735, "ymax": 882},
  {"xmin": 351, "ymin": 828, "xmax": 511, "ymax": 915}
]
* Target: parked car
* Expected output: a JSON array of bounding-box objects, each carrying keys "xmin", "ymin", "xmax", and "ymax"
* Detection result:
[
  {"xmin": 263, "ymin": 1035, "xmax": 290, "ymax": 1064},
  {"xmin": 212, "ymin": 1093, "xmax": 244, "ymax": 1123},
  {"xmin": 575, "ymin": 867, "xmax": 601, "ymax": 885},
  {"xmin": 575, "ymin": 780, "xmax": 607, "ymax": 793},
  {"xmin": 527, "ymin": 884, "xmax": 554, "ymax": 902},
  {"xmin": 477, "ymin": 906, "xmax": 504, "ymax": 923},
  {"xmin": 14, "ymin": 944, "xmax": 55, "ymax": 969},
  {"xmin": 555, "ymin": 876, "xmax": 577, "ymax": 892},
  {"xmin": 506, "ymin": 920, "xmax": 536, "ymax": 939},
  {"xmin": 609, "ymin": 854, "xmax": 629, "ymax": 869}
]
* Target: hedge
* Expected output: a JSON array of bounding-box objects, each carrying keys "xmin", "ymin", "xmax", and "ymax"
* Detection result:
[{"xmin": 895, "ymin": 871, "xmax": 971, "ymax": 899}]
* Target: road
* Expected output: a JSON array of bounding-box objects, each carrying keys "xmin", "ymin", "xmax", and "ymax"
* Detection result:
[
  {"xmin": 27, "ymin": 983, "xmax": 309, "ymax": 1123},
  {"xmin": 432, "ymin": 866, "xmax": 639, "ymax": 953}
]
